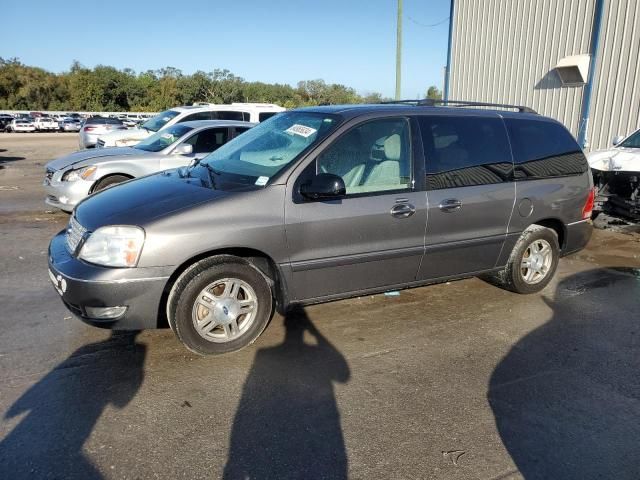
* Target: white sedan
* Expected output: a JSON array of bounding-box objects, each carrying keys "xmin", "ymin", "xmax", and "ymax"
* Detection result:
[
  {"xmin": 7, "ymin": 119, "xmax": 36, "ymax": 133},
  {"xmin": 587, "ymin": 129, "xmax": 640, "ymax": 222}
]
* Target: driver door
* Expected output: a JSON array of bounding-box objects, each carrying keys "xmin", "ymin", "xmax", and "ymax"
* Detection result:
[{"xmin": 284, "ymin": 117, "xmax": 427, "ymax": 301}]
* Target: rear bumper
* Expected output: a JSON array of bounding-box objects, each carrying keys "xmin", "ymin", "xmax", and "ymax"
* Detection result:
[
  {"xmin": 48, "ymin": 230, "xmax": 172, "ymax": 330},
  {"xmin": 562, "ymin": 219, "xmax": 593, "ymax": 256}
]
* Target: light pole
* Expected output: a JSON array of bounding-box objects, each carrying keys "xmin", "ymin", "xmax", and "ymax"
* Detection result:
[{"xmin": 395, "ymin": 0, "xmax": 403, "ymax": 100}]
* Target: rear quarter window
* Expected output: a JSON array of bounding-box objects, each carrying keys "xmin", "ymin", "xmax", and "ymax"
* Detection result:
[
  {"xmin": 214, "ymin": 111, "xmax": 244, "ymax": 121},
  {"xmin": 505, "ymin": 119, "xmax": 588, "ymax": 179},
  {"xmin": 259, "ymin": 112, "xmax": 278, "ymax": 122}
]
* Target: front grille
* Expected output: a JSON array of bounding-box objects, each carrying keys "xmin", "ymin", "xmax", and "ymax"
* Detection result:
[
  {"xmin": 96, "ymin": 139, "xmax": 105, "ymax": 148},
  {"xmin": 66, "ymin": 215, "xmax": 87, "ymax": 254}
]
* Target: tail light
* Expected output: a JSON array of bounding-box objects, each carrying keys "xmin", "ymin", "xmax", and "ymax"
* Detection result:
[
  {"xmin": 84, "ymin": 126, "xmax": 96, "ymax": 132},
  {"xmin": 582, "ymin": 187, "xmax": 595, "ymax": 219}
]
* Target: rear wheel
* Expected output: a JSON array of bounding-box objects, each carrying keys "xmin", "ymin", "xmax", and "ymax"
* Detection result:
[
  {"xmin": 485, "ymin": 225, "xmax": 559, "ymax": 294},
  {"xmin": 93, "ymin": 175, "xmax": 131, "ymax": 192},
  {"xmin": 168, "ymin": 256, "xmax": 273, "ymax": 355}
]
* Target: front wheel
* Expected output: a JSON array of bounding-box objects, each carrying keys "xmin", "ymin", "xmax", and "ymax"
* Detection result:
[
  {"xmin": 168, "ymin": 257, "xmax": 274, "ymax": 355},
  {"xmin": 92, "ymin": 174, "xmax": 131, "ymax": 192},
  {"xmin": 484, "ymin": 225, "xmax": 559, "ymax": 294}
]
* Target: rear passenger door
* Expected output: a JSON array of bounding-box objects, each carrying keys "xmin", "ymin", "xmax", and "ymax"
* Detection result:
[{"xmin": 417, "ymin": 114, "xmax": 515, "ymax": 280}]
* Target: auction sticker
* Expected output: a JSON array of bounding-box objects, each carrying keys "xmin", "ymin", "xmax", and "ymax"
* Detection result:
[
  {"xmin": 285, "ymin": 124, "xmax": 317, "ymax": 138},
  {"xmin": 255, "ymin": 176, "xmax": 269, "ymax": 186}
]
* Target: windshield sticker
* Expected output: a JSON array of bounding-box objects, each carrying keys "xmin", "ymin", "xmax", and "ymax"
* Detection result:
[
  {"xmin": 285, "ymin": 124, "xmax": 317, "ymax": 138},
  {"xmin": 255, "ymin": 176, "xmax": 269, "ymax": 186},
  {"xmin": 160, "ymin": 133, "xmax": 173, "ymax": 139}
]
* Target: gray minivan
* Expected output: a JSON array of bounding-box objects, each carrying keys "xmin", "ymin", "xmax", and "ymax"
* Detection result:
[{"xmin": 48, "ymin": 102, "xmax": 594, "ymax": 355}]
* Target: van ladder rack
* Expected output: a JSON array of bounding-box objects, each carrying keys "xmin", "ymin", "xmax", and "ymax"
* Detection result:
[{"xmin": 380, "ymin": 98, "xmax": 537, "ymax": 114}]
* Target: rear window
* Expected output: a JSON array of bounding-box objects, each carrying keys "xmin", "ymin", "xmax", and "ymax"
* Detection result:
[
  {"xmin": 85, "ymin": 117, "xmax": 124, "ymax": 125},
  {"xmin": 419, "ymin": 115, "xmax": 513, "ymax": 189},
  {"xmin": 505, "ymin": 119, "xmax": 588, "ymax": 179}
]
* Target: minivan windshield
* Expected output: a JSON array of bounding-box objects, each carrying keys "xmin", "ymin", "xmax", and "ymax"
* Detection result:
[
  {"xmin": 134, "ymin": 124, "xmax": 193, "ymax": 152},
  {"xmin": 620, "ymin": 129, "xmax": 640, "ymax": 148},
  {"xmin": 198, "ymin": 112, "xmax": 339, "ymax": 183},
  {"xmin": 141, "ymin": 110, "xmax": 180, "ymax": 132}
]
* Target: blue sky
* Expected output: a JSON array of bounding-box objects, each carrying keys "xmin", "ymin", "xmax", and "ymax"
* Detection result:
[{"xmin": 2, "ymin": 0, "xmax": 450, "ymax": 98}]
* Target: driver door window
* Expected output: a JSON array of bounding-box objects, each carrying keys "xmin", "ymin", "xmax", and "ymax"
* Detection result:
[{"xmin": 317, "ymin": 118, "xmax": 412, "ymax": 195}]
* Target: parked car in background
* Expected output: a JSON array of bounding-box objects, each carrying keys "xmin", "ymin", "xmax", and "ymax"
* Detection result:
[
  {"xmin": 96, "ymin": 103, "xmax": 284, "ymax": 148},
  {"xmin": 46, "ymin": 102, "xmax": 594, "ymax": 355},
  {"xmin": 0, "ymin": 114, "xmax": 14, "ymax": 131},
  {"xmin": 7, "ymin": 118, "xmax": 36, "ymax": 132},
  {"xmin": 44, "ymin": 120, "xmax": 253, "ymax": 212},
  {"xmin": 78, "ymin": 117, "xmax": 127, "ymax": 149},
  {"xmin": 588, "ymin": 128, "xmax": 640, "ymax": 222},
  {"xmin": 59, "ymin": 117, "xmax": 82, "ymax": 132},
  {"xmin": 34, "ymin": 117, "xmax": 59, "ymax": 131}
]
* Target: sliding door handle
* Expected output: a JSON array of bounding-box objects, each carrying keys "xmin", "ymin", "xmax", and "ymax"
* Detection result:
[{"xmin": 439, "ymin": 198, "xmax": 462, "ymax": 212}]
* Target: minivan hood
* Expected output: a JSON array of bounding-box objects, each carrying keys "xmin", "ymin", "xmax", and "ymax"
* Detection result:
[
  {"xmin": 46, "ymin": 147, "xmax": 140, "ymax": 171},
  {"xmin": 74, "ymin": 170, "xmax": 231, "ymax": 230}
]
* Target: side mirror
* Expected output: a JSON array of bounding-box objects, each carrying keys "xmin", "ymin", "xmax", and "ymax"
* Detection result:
[
  {"xmin": 300, "ymin": 173, "xmax": 346, "ymax": 200},
  {"xmin": 173, "ymin": 144, "xmax": 193, "ymax": 155},
  {"xmin": 612, "ymin": 135, "xmax": 624, "ymax": 146}
]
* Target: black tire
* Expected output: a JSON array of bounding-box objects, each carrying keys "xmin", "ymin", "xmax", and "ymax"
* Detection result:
[
  {"xmin": 168, "ymin": 256, "xmax": 273, "ymax": 355},
  {"xmin": 93, "ymin": 175, "xmax": 131, "ymax": 192},
  {"xmin": 484, "ymin": 225, "xmax": 559, "ymax": 294}
]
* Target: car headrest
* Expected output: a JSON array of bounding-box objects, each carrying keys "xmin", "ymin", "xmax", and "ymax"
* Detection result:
[{"xmin": 384, "ymin": 134, "xmax": 401, "ymax": 161}]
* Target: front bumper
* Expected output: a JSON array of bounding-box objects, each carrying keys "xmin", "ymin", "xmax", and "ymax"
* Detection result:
[
  {"xmin": 43, "ymin": 176, "xmax": 93, "ymax": 212},
  {"xmin": 48, "ymin": 230, "xmax": 172, "ymax": 330}
]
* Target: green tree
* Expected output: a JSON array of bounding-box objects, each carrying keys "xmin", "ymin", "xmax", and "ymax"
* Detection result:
[{"xmin": 426, "ymin": 85, "xmax": 442, "ymax": 100}]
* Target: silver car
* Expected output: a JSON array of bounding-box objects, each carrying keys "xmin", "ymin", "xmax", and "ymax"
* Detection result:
[
  {"xmin": 44, "ymin": 120, "xmax": 253, "ymax": 212},
  {"xmin": 59, "ymin": 117, "xmax": 82, "ymax": 132},
  {"xmin": 78, "ymin": 117, "xmax": 127, "ymax": 149}
]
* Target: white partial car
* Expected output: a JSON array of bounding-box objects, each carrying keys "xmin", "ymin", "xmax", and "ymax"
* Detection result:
[
  {"xmin": 7, "ymin": 118, "xmax": 36, "ymax": 132},
  {"xmin": 34, "ymin": 117, "xmax": 59, "ymax": 131},
  {"xmin": 96, "ymin": 103, "xmax": 284, "ymax": 148},
  {"xmin": 587, "ymin": 129, "xmax": 640, "ymax": 222}
]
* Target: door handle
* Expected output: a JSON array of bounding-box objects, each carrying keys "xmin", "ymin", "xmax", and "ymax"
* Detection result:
[
  {"xmin": 390, "ymin": 203, "xmax": 416, "ymax": 218},
  {"xmin": 439, "ymin": 198, "xmax": 462, "ymax": 212}
]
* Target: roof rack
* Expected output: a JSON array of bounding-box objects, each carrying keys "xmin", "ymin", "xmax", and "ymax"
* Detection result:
[{"xmin": 380, "ymin": 98, "xmax": 537, "ymax": 114}]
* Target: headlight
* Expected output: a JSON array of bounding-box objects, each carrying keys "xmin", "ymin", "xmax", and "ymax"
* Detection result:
[
  {"xmin": 78, "ymin": 226, "xmax": 145, "ymax": 267},
  {"xmin": 62, "ymin": 165, "xmax": 97, "ymax": 182}
]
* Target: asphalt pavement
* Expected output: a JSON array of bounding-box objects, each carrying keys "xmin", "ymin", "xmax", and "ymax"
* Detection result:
[{"xmin": 1, "ymin": 134, "xmax": 639, "ymax": 479}]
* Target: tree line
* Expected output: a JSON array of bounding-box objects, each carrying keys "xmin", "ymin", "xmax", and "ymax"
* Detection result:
[{"xmin": 0, "ymin": 58, "xmax": 442, "ymax": 112}]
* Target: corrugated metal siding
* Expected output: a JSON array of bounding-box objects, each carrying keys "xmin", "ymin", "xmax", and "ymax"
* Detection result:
[
  {"xmin": 449, "ymin": 0, "xmax": 596, "ymax": 142},
  {"xmin": 589, "ymin": 0, "xmax": 640, "ymax": 149}
]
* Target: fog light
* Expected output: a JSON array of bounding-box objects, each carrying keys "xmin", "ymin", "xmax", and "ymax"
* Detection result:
[{"xmin": 84, "ymin": 306, "xmax": 127, "ymax": 319}]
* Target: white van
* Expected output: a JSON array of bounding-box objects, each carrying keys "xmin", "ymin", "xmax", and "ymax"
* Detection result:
[{"xmin": 96, "ymin": 103, "xmax": 284, "ymax": 148}]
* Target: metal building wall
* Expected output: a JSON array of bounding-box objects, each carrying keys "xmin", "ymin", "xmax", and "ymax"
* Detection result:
[
  {"xmin": 589, "ymin": 0, "xmax": 640, "ymax": 149},
  {"xmin": 449, "ymin": 0, "xmax": 597, "ymax": 143}
]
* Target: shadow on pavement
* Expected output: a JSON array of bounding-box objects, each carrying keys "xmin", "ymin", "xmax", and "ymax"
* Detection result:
[
  {"xmin": 0, "ymin": 149, "xmax": 26, "ymax": 165},
  {"xmin": 489, "ymin": 268, "xmax": 640, "ymax": 479},
  {"xmin": 0, "ymin": 331, "xmax": 146, "ymax": 479},
  {"xmin": 224, "ymin": 307, "xmax": 350, "ymax": 479}
]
